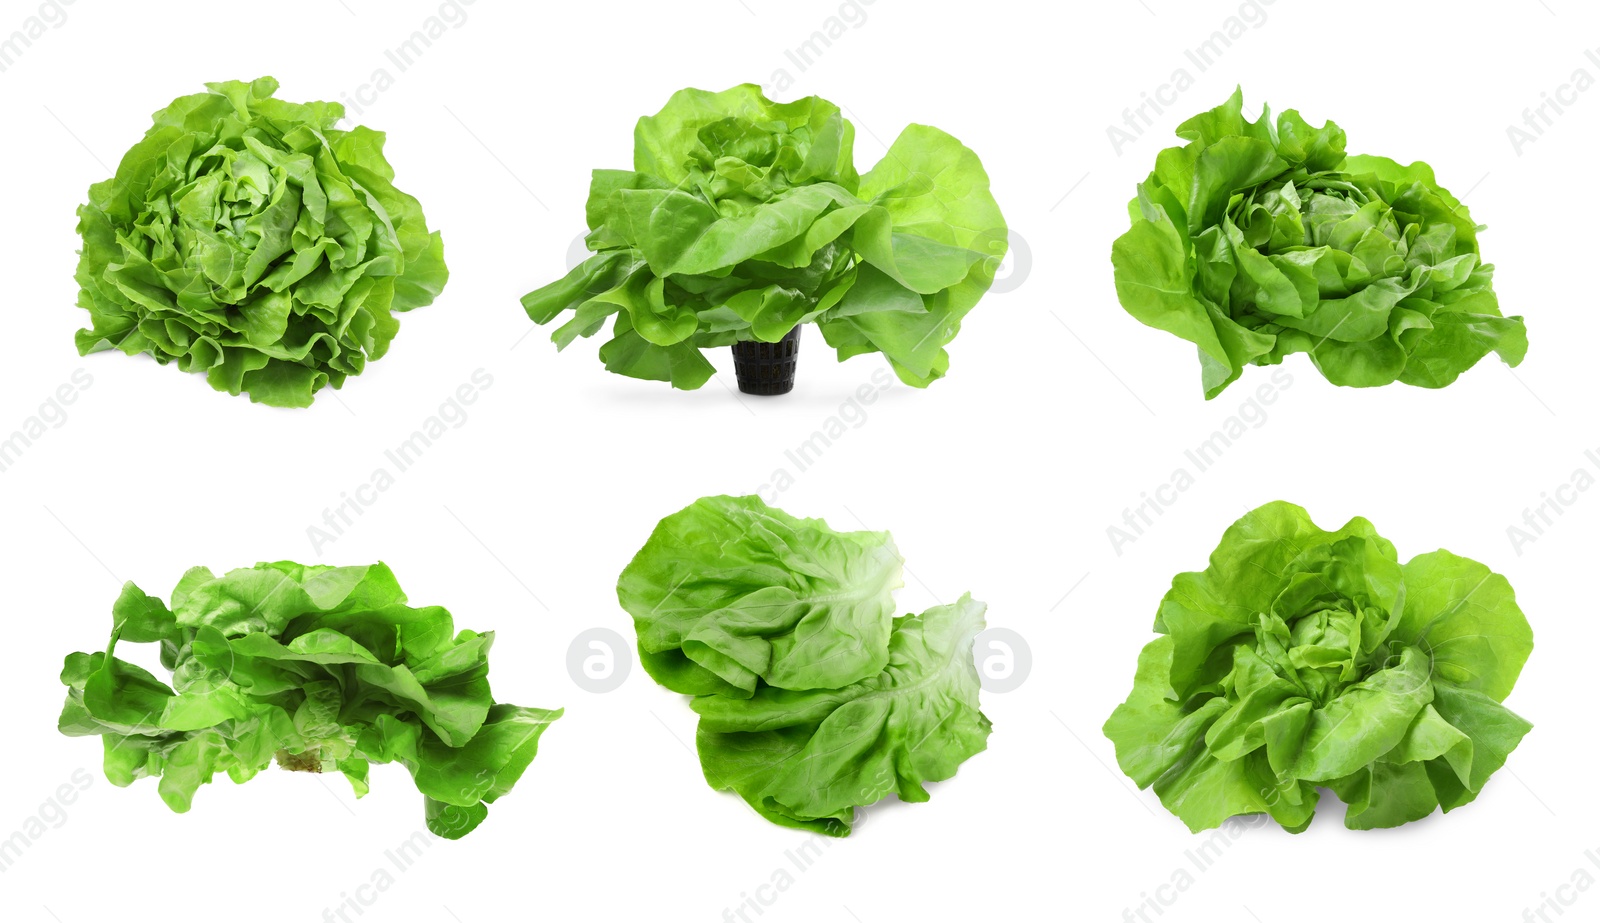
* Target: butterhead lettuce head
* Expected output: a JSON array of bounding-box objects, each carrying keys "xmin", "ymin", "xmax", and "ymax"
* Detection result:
[
  {"xmin": 1111, "ymin": 90, "xmax": 1527, "ymax": 398},
  {"xmin": 523, "ymin": 85, "xmax": 1007, "ymax": 390},
  {"xmin": 58, "ymin": 561, "xmax": 559, "ymax": 839},
  {"xmin": 73, "ymin": 77, "xmax": 449, "ymax": 408},
  {"xmin": 1104, "ymin": 502, "xmax": 1533, "ymax": 832},
  {"xmin": 618, "ymin": 495, "xmax": 991, "ymax": 835}
]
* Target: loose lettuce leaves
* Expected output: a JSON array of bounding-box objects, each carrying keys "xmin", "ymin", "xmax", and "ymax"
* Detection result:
[
  {"xmin": 620, "ymin": 496, "xmax": 989, "ymax": 834},
  {"xmin": 74, "ymin": 77, "xmax": 448, "ymax": 408},
  {"xmin": 1111, "ymin": 89, "xmax": 1526, "ymax": 399},
  {"xmin": 59, "ymin": 562, "xmax": 559, "ymax": 839},
  {"xmin": 1103, "ymin": 502, "xmax": 1533, "ymax": 832},
  {"xmin": 522, "ymin": 84, "xmax": 1007, "ymax": 389},
  {"xmin": 695, "ymin": 595, "xmax": 991, "ymax": 835}
]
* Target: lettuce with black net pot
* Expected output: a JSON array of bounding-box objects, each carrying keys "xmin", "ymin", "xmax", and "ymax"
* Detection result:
[
  {"xmin": 73, "ymin": 78, "xmax": 448, "ymax": 408},
  {"xmin": 1104, "ymin": 502, "xmax": 1533, "ymax": 832},
  {"xmin": 522, "ymin": 85, "xmax": 1007, "ymax": 390},
  {"xmin": 58, "ymin": 562, "xmax": 559, "ymax": 839},
  {"xmin": 1111, "ymin": 90, "xmax": 1526, "ymax": 399}
]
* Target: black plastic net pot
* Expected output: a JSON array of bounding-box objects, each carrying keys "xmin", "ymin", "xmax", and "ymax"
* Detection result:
[{"xmin": 731, "ymin": 326, "xmax": 802, "ymax": 396}]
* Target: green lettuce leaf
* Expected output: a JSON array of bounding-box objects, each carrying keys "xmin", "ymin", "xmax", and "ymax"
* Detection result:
[
  {"xmin": 1111, "ymin": 89, "xmax": 1527, "ymax": 399},
  {"xmin": 522, "ymin": 84, "xmax": 1007, "ymax": 389},
  {"xmin": 620, "ymin": 496, "xmax": 990, "ymax": 834},
  {"xmin": 695, "ymin": 595, "xmax": 991, "ymax": 836},
  {"xmin": 617, "ymin": 495, "xmax": 903, "ymax": 697},
  {"xmin": 1104, "ymin": 501, "xmax": 1533, "ymax": 832},
  {"xmin": 74, "ymin": 77, "xmax": 448, "ymax": 408},
  {"xmin": 59, "ymin": 562, "xmax": 559, "ymax": 839}
]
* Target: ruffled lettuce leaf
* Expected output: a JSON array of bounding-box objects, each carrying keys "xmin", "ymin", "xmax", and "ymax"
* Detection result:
[
  {"xmin": 59, "ymin": 562, "xmax": 558, "ymax": 839},
  {"xmin": 522, "ymin": 84, "xmax": 1007, "ymax": 389},
  {"xmin": 1111, "ymin": 89, "xmax": 1526, "ymax": 399},
  {"xmin": 1103, "ymin": 501, "xmax": 1533, "ymax": 832},
  {"xmin": 74, "ymin": 77, "xmax": 448, "ymax": 408}
]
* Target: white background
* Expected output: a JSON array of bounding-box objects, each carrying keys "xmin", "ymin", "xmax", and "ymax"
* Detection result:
[{"xmin": 0, "ymin": 0, "xmax": 1593, "ymax": 920}]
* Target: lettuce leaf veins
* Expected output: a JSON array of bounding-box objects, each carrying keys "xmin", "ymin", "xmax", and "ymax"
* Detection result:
[
  {"xmin": 59, "ymin": 562, "xmax": 559, "ymax": 839},
  {"xmin": 1110, "ymin": 89, "xmax": 1527, "ymax": 399},
  {"xmin": 1103, "ymin": 501, "xmax": 1534, "ymax": 832},
  {"xmin": 74, "ymin": 77, "xmax": 449, "ymax": 408}
]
